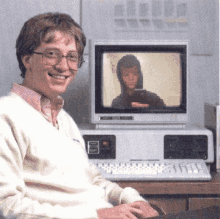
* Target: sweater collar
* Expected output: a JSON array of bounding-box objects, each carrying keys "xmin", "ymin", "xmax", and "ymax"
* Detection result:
[{"xmin": 11, "ymin": 83, "xmax": 64, "ymax": 125}]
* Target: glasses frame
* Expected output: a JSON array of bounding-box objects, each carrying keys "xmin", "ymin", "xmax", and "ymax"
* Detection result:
[{"xmin": 33, "ymin": 50, "xmax": 85, "ymax": 69}]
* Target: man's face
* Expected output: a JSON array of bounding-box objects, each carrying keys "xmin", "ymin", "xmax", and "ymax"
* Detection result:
[
  {"xmin": 22, "ymin": 31, "xmax": 78, "ymax": 99},
  {"xmin": 121, "ymin": 66, "xmax": 139, "ymax": 90}
]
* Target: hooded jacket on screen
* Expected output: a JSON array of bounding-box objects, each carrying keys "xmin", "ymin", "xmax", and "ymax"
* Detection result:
[{"xmin": 111, "ymin": 55, "xmax": 165, "ymax": 109}]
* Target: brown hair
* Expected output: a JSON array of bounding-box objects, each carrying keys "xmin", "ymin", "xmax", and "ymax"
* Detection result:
[{"xmin": 16, "ymin": 12, "xmax": 86, "ymax": 78}]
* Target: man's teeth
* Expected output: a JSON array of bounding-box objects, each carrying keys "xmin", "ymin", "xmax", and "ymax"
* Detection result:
[{"xmin": 49, "ymin": 74, "xmax": 66, "ymax": 79}]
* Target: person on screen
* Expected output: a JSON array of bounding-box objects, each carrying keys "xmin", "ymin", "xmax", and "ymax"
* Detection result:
[
  {"xmin": 111, "ymin": 55, "xmax": 165, "ymax": 109},
  {"xmin": 0, "ymin": 12, "xmax": 159, "ymax": 219}
]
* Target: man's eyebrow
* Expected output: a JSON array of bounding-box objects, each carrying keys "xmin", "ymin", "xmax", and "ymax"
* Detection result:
[
  {"xmin": 44, "ymin": 47, "xmax": 77, "ymax": 51},
  {"xmin": 44, "ymin": 48, "xmax": 78, "ymax": 53}
]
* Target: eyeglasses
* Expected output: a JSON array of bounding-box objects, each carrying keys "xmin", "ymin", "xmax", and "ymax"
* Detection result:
[{"xmin": 33, "ymin": 49, "xmax": 84, "ymax": 70}]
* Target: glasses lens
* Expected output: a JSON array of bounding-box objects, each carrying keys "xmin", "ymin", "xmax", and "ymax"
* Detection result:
[
  {"xmin": 66, "ymin": 52, "xmax": 78, "ymax": 70},
  {"xmin": 67, "ymin": 60, "xmax": 78, "ymax": 70},
  {"xmin": 43, "ymin": 50, "xmax": 79, "ymax": 70},
  {"xmin": 43, "ymin": 50, "xmax": 59, "ymax": 66}
]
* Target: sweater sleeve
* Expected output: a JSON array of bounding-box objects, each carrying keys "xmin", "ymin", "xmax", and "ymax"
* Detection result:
[
  {"xmin": 62, "ymin": 112, "xmax": 147, "ymax": 206},
  {"xmin": 89, "ymin": 164, "xmax": 146, "ymax": 206},
  {"xmin": 0, "ymin": 116, "xmax": 98, "ymax": 219}
]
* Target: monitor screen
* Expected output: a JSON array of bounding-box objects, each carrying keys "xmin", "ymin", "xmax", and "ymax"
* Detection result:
[{"xmin": 90, "ymin": 41, "xmax": 188, "ymax": 127}]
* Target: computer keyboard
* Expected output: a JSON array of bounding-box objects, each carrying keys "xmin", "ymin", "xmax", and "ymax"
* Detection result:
[{"xmin": 93, "ymin": 160, "xmax": 211, "ymax": 181}]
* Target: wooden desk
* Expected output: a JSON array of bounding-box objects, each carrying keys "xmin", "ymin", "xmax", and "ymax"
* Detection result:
[
  {"xmin": 115, "ymin": 171, "xmax": 220, "ymax": 214},
  {"xmin": 116, "ymin": 171, "xmax": 220, "ymax": 195}
]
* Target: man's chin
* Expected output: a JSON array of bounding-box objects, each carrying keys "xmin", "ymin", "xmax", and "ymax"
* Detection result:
[
  {"xmin": 128, "ymin": 86, "xmax": 136, "ymax": 90},
  {"xmin": 44, "ymin": 87, "xmax": 68, "ymax": 99}
]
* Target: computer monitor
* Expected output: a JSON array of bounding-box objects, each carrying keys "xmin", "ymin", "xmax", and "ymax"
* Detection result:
[{"xmin": 90, "ymin": 40, "xmax": 188, "ymax": 129}]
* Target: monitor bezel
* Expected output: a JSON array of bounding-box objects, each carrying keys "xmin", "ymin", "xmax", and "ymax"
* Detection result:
[{"xmin": 90, "ymin": 40, "xmax": 188, "ymax": 125}]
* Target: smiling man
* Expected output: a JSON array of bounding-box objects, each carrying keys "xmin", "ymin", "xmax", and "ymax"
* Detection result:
[
  {"xmin": 0, "ymin": 13, "xmax": 159, "ymax": 219},
  {"xmin": 22, "ymin": 31, "xmax": 78, "ymax": 99}
]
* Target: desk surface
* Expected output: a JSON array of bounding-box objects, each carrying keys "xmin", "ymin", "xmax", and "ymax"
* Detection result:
[{"xmin": 115, "ymin": 171, "xmax": 220, "ymax": 195}]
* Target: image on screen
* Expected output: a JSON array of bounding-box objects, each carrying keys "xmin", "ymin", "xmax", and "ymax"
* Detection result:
[{"xmin": 102, "ymin": 52, "xmax": 181, "ymax": 109}]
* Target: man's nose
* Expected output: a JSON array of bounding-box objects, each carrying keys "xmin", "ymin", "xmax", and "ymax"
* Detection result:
[
  {"xmin": 128, "ymin": 73, "xmax": 135, "ymax": 80},
  {"xmin": 55, "ymin": 57, "xmax": 69, "ymax": 72}
]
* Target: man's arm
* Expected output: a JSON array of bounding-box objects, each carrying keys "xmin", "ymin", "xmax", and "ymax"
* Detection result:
[
  {"xmin": 87, "ymin": 165, "xmax": 159, "ymax": 218},
  {"xmin": 0, "ymin": 117, "xmax": 99, "ymax": 219},
  {"xmin": 64, "ymin": 112, "xmax": 160, "ymax": 219}
]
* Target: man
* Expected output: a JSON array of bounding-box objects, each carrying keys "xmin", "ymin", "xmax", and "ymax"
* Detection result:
[
  {"xmin": 112, "ymin": 55, "xmax": 165, "ymax": 109},
  {"xmin": 0, "ymin": 13, "xmax": 159, "ymax": 219}
]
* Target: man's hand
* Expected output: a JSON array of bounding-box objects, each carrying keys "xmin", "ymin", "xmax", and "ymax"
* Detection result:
[
  {"xmin": 97, "ymin": 201, "xmax": 159, "ymax": 219},
  {"xmin": 131, "ymin": 102, "xmax": 149, "ymax": 108},
  {"xmin": 130, "ymin": 201, "xmax": 160, "ymax": 218}
]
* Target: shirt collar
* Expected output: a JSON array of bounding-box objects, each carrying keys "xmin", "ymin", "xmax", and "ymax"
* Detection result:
[{"xmin": 11, "ymin": 83, "xmax": 64, "ymax": 118}]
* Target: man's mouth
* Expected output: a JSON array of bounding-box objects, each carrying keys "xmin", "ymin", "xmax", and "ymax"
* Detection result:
[
  {"xmin": 128, "ymin": 83, "xmax": 135, "ymax": 86},
  {"xmin": 48, "ymin": 73, "xmax": 69, "ymax": 80}
]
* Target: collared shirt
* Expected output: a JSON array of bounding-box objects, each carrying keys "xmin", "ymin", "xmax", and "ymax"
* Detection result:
[{"xmin": 11, "ymin": 83, "xmax": 64, "ymax": 128}]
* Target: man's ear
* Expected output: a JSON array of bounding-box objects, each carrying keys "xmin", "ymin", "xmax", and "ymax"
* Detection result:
[{"xmin": 21, "ymin": 55, "xmax": 32, "ymax": 71}]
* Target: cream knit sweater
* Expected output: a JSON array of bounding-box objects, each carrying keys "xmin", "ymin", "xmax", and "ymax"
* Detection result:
[{"xmin": 0, "ymin": 93, "xmax": 145, "ymax": 219}]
